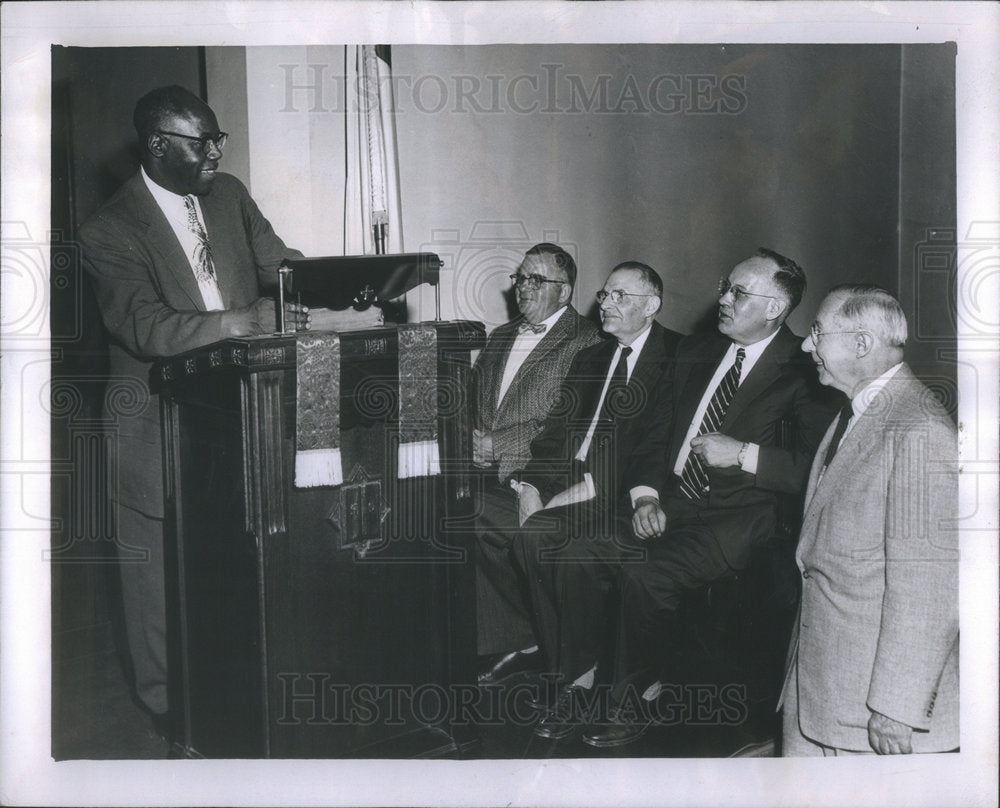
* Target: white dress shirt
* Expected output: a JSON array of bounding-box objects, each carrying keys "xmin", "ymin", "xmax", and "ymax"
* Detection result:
[
  {"xmin": 496, "ymin": 306, "xmax": 567, "ymax": 404},
  {"xmin": 670, "ymin": 328, "xmax": 781, "ymax": 480},
  {"xmin": 141, "ymin": 166, "xmax": 225, "ymax": 311}
]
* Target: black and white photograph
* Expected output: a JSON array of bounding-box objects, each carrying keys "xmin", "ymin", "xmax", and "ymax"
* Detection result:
[{"xmin": 1, "ymin": 2, "xmax": 997, "ymax": 806}]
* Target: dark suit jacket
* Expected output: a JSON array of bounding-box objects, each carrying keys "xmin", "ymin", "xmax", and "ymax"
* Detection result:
[
  {"xmin": 473, "ymin": 306, "xmax": 600, "ymax": 480},
  {"xmin": 518, "ymin": 320, "xmax": 682, "ymax": 509},
  {"xmin": 650, "ymin": 324, "xmax": 836, "ymax": 568},
  {"xmin": 78, "ymin": 171, "xmax": 300, "ymax": 516}
]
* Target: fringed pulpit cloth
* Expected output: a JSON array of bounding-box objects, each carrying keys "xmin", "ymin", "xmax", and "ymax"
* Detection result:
[
  {"xmin": 397, "ymin": 323, "xmax": 441, "ymax": 478},
  {"xmin": 295, "ymin": 333, "xmax": 344, "ymax": 487},
  {"xmin": 294, "ymin": 325, "xmax": 443, "ymax": 488}
]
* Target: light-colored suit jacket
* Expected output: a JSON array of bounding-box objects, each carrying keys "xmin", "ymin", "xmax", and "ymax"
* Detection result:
[
  {"xmin": 780, "ymin": 363, "xmax": 959, "ymax": 752},
  {"xmin": 78, "ymin": 170, "xmax": 300, "ymax": 516},
  {"xmin": 473, "ymin": 306, "xmax": 600, "ymax": 481}
]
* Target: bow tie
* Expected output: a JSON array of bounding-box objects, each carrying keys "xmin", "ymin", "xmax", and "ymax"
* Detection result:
[{"xmin": 517, "ymin": 322, "xmax": 547, "ymax": 335}]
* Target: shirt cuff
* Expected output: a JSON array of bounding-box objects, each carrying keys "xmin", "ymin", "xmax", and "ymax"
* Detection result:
[
  {"xmin": 739, "ymin": 442, "xmax": 760, "ymax": 474},
  {"xmin": 630, "ymin": 485, "xmax": 660, "ymax": 508},
  {"xmin": 511, "ymin": 479, "xmax": 540, "ymax": 497}
]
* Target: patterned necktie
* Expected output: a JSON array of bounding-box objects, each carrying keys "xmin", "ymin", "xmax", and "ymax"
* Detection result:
[
  {"xmin": 183, "ymin": 195, "xmax": 217, "ymax": 284},
  {"xmin": 599, "ymin": 346, "xmax": 632, "ymax": 421},
  {"xmin": 822, "ymin": 400, "xmax": 855, "ymax": 469},
  {"xmin": 517, "ymin": 321, "xmax": 547, "ymax": 335},
  {"xmin": 679, "ymin": 347, "xmax": 746, "ymax": 500}
]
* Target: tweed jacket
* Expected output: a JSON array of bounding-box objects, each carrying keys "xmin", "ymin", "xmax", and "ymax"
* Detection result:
[
  {"xmin": 472, "ymin": 306, "xmax": 600, "ymax": 481},
  {"xmin": 780, "ymin": 364, "xmax": 959, "ymax": 752},
  {"xmin": 78, "ymin": 170, "xmax": 300, "ymax": 516}
]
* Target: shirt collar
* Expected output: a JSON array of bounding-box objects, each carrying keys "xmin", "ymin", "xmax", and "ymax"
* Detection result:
[
  {"xmin": 619, "ymin": 324, "xmax": 653, "ymax": 358},
  {"xmin": 851, "ymin": 362, "xmax": 905, "ymax": 419},
  {"xmin": 733, "ymin": 326, "xmax": 781, "ymax": 364},
  {"xmin": 141, "ymin": 165, "xmax": 192, "ymax": 218},
  {"xmin": 538, "ymin": 305, "xmax": 567, "ymax": 330}
]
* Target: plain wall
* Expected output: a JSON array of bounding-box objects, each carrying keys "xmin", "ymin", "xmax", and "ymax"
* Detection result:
[
  {"xmin": 57, "ymin": 44, "xmax": 956, "ymax": 386},
  {"xmin": 390, "ymin": 45, "xmax": 905, "ymax": 333}
]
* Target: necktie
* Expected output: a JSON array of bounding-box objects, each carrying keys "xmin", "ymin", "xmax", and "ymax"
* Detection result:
[
  {"xmin": 822, "ymin": 400, "xmax": 855, "ymax": 469},
  {"xmin": 517, "ymin": 321, "xmax": 547, "ymax": 335},
  {"xmin": 183, "ymin": 195, "xmax": 217, "ymax": 284},
  {"xmin": 599, "ymin": 346, "xmax": 632, "ymax": 421},
  {"xmin": 679, "ymin": 347, "xmax": 745, "ymax": 500}
]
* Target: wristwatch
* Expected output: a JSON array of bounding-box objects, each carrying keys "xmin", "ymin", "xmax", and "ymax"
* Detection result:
[{"xmin": 737, "ymin": 442, "xmax": 749, "ymax": 468}]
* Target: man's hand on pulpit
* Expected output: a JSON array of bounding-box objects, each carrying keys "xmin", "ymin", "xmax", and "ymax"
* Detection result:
[{"xmin": 223, "ymin": 297, "xmax": 300, "ymax": 337}]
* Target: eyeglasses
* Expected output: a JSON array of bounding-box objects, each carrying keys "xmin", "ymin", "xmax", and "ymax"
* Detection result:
[
  {"xmin": 717, "ymin": 278, "xmax": 777, "ymax": 303},
  {"xmin": 596, "ymin": 289, "xmax": 657, "ymax": 305},
  {"xmin": 808, "ymin": 323, "xmax": 867, "ymax": 343},
  {"xmin": 510, "ymin": 273, "xmax": 566, "ymax": 290},
  {"xmin": 156, "ymin": 130, "xmax": 229, "ymax": 153}
]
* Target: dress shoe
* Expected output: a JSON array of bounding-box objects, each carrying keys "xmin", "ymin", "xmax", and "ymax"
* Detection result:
[
  {"xmin": 149, "ymin": 709, "xmax": 174, "ymax": 742},
  {"xmin": 581, "ymin": 705, "xmax": 652, "ymax": 748},
  {"xmin": 524, "ymin": 675, "xmax": 561, "ymax": 712},
  {"xmin": 477, "ymin": 649, "xmax": 544, "ymax": 685},
  {"xmin": 533, "ymin": 685, "xmax": 592, "ymax": 740}
]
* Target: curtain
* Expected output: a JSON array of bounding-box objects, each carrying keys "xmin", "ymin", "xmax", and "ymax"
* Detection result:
[{"xmin": 344, "ymin": 45, "xmax": 404, "ymax": 256}]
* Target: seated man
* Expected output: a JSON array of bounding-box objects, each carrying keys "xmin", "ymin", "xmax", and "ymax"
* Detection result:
[
  {"xmin": 473, "ymin": 243, "xmax": 600, "ymax": 681},
  {"xmin": 520, "ymin": 248, "xmax": 835, "ymax": 745},
  {"xmin": 500, "ymin": 262, "xmax": 681, "ymax": 709},
  {"xmin": 780, "ymin": 285, "xmax": 958, "ymax": 756}
]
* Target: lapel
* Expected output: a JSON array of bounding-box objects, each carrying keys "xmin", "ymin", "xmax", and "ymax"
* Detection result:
[
  {"xmin": 629, "ymin": 321, "xmax": 667, "ymax": 396},
  {"xmin": 199, "ymin": 185, "xmax": 240, "ymax": 307},
  {"xmin": 673, "ymin": 332, "xmax": 729, "ymax": 443},
  {"xmin": 486, "ymin": 321, "xmax": 519, "ymax": 412},
  {"xmin": 514, "ymin": 307, "xmax": 575, "ymax": 379},
  {"xmin": 797, "ymin": 365, "xmax": 920, "ymax": 563},
  {"xmin": 721, "ymin": 324, "xmax": 795, "ymax": 429},
  {"xmin": 128, "ymin": 172, "xmax": 206, "ymax": 310},
  {"xmin": 797, "ymin": 415, "xmax": 841, "ymax": 557},
  {"xmin": 582, "ymin": 338, "xmax": 619, "ymax": 420}
]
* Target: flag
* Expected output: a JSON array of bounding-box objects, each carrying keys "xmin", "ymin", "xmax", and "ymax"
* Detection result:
[{"xmin": 344, "ymin": 45, "xmax": 404, "ymax": 256}]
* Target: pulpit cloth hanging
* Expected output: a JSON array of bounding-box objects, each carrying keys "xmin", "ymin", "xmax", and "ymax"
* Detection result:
[
  {"xmin": 396, "ymin": 323, "xmax": 441, "ymax": 478},
  {"xmin": 295, "ymin": 333, "xmax": 344, "ymax": 487},
  {"xmin": 294, "ymin": 325, "xmax": 441, "ymax": 488}
]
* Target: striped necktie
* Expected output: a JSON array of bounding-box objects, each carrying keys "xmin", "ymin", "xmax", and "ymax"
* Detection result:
[
  {"xmin": 679, "ymin": 347, "xmax": 745, "ymax": 500},
  {"xmin": 183, "ymin": 195, "xmax": 217, "ymax": 284}
]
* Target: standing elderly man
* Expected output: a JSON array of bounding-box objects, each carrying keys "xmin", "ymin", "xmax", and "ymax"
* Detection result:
[
  {"xmin": 780, "ymin": 284, "xmax": 958, "ymax": 756},
  {"xmin": 78, "ymin": 85, "xmax": 317, "ymax": 739},
  {"xmin": 473, "ymin": 243, "xmax": 600, "ymax": 682},
  {"xmin": 507, "ymin": 262, "xmax": 682, "ymax": 724},
  {"xmin": 569, "ymin": 248, "xmax": 835, "ymax": 747}
]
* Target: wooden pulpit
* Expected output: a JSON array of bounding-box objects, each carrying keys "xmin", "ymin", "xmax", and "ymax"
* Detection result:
[{"xmin": 156, "ymin": 320, "xmax": 486, "ymax": 758}]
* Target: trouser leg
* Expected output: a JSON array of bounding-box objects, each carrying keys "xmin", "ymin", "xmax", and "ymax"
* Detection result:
[
  {"xmin": 116, "ymin": 501, "xmax": 168, "ymax": 715},
  {"xmin": 474, "ymin": 485, "xmax": 538, "ymax": 656},
  {"xmin": 514, "ymin": 502, "xmax": 639, "ymax": 683},
  {"xmin": 617, "ymin": 513, "xmax": 732, "ymax": 685}
]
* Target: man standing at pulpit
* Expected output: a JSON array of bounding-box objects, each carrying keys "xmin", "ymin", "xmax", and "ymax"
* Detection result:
[
  {"xmin": 473, "ymin": 243, "xmax": 600, "ymax": 682},
  {"xmin": 78, "ymin": 85, "xmax": 310, "ymax": 740}
]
